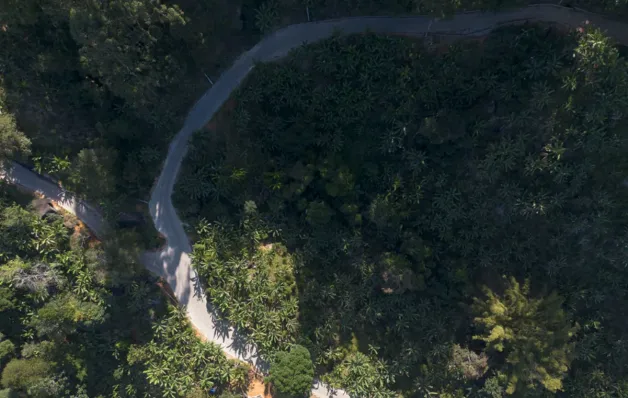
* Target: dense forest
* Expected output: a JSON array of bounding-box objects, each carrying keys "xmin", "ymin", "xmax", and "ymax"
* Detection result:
[
  {"xmin": 177, "ymin": 25, "xmax": 628, "ymax": 397},
  {"xmin": 0, "ymin": 183, "xmax": 251, "ymax": 397},
  {"xmin": 4, "ymin": 0, "xmax": 628, "ymax": 397},
  {"xmin": 3, "ymin": 0, "xmax": 628, "ymax": 212},
  {"xmin": 0, "ymin": 0, "xmax": 246, "ymax": 214}
]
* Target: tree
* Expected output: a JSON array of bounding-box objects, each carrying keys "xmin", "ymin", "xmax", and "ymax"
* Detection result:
[
  {"xmin": 326, "ymin": 351, "xmax": 395, "ymax": 398},
  {"xmin": 128, "ymin": 306, "xmax": 236, "ymax": 397},
  {"xmin": 268, "ymin": 345, "xmax": 314, "ymax": 398},
  {"xmin": 472, "ymin": 277, "xmax": 578, "ymax": 395},
  {"xmin": 177, "ymin": 25, "xmax": 628, "ymax": 397},
  {"xmin": 0, "ymin": 84, "xmax": 30, "ymax": 164},
  {"xmin": 0, "ymin": 389, "xmax": 18, "ymax": 398},
  {"xmin": 29, "ymin": 293, "xmax": 106, "ymax": 339},
  {"xmin": 1, "ymin": 358, "xmax": 52, "ymax": 392},
  {"xmin": 0, "ymin": 108, "xmax": 30, "ymax": 164},
  {"xmin": 255, "ymin": 1, "xmax": 278, "ymax": 34},
  {"xmin": 448, "ymin": 344, "xmax": 488, "ymax": 381},
  {"xmin": 68, "ymin": 148, "xmax": 117, "ymax": 201},
  {"xmin": 0, "ymin": 335, "xmax": 14, "ymax": 366},
  {"xmin": 68, "ymin": 0, "xmax": 187, "ymax": 114}
]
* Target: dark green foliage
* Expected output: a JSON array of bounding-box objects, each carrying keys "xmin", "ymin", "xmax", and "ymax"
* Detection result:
[
  {"xmin": 29, "ymin": 293, "xmax": 106, "ymax": 339},
  {"xmin": 258, "ymin": 0, "xmax": 628, "ymax": 21},
  {"xmin": 5, "ymin": 0, "xmax": 628, "ymax": 396},
  {"xmin": 0, "ymin": 87, "xmax": 30, "ymax": 164},
  {"xmin": 0, "ymin": 337, "xmax": 14, "ymax": 366},
  {"xmin": 268, "ymin": 345, "xmax": 314, "ymax": 398},
  {"xmin": 0, "ymin": 0, "xmax": 240, "ymax": 208},
  {"xmin": 183, "ymin": 25, "xmax": 628, "ymax": 396}
]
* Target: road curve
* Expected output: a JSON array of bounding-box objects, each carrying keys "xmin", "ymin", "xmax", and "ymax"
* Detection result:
[
  {"xmin": 3, "ymin": 4, "xmax": 627, "ymax": 397},
  {"xmin": 146, "ymin": 4, "xmax": 628, "ymax": 397}
]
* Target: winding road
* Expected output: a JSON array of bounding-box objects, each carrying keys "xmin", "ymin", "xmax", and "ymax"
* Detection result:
[{"xmin": 3, "ymin": 4, "xmax": 628, "ymax": 397}]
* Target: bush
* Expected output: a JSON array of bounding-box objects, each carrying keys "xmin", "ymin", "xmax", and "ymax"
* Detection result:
[
  {"xmin": 0, "ymin": 389, "xmax": 18, "ymax": 398},
  {"xmin": 0, "ymin": 339, "xmax": 15, "ymax": 365},
  {"xmin": 1, "ymin": 358, "xmax": 52, "ymax": 391},
  {"xmin": 268, "ymin": 345, "xmax": 314, "ymax": 398}
]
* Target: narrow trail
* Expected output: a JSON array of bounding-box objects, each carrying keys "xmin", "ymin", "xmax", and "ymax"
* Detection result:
[{"xmin": 2, "ymin": 4, "xmax": 626, "ymax": 397}]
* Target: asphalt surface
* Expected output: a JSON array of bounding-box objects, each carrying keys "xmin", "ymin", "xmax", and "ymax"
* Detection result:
[
  {"xmin": 3, "ymin": 4, "xmax": 626, "ymax": 397},
  {"xmin": 0, "ymin": 163, "xmax": 107, "ymax": 238}
]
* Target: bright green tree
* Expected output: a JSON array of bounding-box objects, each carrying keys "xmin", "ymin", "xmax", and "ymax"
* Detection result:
[
  {"xmin": 0, "ymin": 335, "xmax": 14, "ymax": 366},
  {"xmin": 327, "ymin": 351, "xmax": 396, "ymax": 398},
  {"xmin": 127, "ymin": 306, "xmax": 235, "ymax": 397},
  {"xmin": 268, "ymin": 345, "xmax": 314, "ymax": 398},
  {"xmin": 472, "ymin": 277, "xmax": 578, "ymax": 395},
  {"xmin": 1, "ymin": 358, "xmax": 52, "ymax": 392}
]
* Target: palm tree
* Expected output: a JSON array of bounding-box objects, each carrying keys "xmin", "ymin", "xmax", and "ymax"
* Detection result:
[{"xmin": 255, "ymin": 1, "xmax": 278, "ymax": 34}]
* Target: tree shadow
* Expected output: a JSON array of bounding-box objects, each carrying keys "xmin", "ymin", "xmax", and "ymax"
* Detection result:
[{"xmin": 146, "ymin": 193, "xmax": 272, "ymax": 371}]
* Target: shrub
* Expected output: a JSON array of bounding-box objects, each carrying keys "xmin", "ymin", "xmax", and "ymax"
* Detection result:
[
  {"xmin": 268, "ymin": 345, "xmax": 314, "ymax": 398},
  {"xmin": 1, "ymin": 358, "xmax": 52, "ymax": 391}
]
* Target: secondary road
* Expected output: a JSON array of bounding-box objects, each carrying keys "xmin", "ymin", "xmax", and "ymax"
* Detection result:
[
  {"xmin": 0, "ymin": 162, "xmax": 107, "ymax": 238},
  {"xmin": 3, "ymin": 4, "xmax": 627, "ymax": 397}
]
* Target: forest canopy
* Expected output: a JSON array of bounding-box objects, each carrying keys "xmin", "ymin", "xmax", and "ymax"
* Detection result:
[
  {"xmin": 5, "ymin": 0, "xmax": 628, "ymax": 397},
  {"xmin": 0, "ymin": 184, "xmax": 249, "ymax": 397},
  {"xmin": 4, "ymin": 0, "xmax": 628, "ymax": 211},
  {"xmin": 180, "ymin": 25, "xmax": 628, "ymax": 397}
]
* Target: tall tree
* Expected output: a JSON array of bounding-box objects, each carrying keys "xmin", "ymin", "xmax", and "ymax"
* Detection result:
[
  {"xmin": 472, "ymin": 277, "xmax": 578, "ymax": 395},
  {"xmin": 0, "ymin": 89, "xmax": 30, "ymax": 164},
  {"xmin": 68, "ymin": 0, "xmax": 187, "ymax": 116},
  {"xmin": 268, "ymin": 345, "xmax": 315, "ymax": 398}
]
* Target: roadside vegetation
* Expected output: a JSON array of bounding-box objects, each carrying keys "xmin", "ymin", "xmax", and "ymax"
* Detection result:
[
  {"xmin": 3, "ymin": 1, "xmax": 628, "ymax": 397},
  {"xmin": 0, "ymin": 183, "xmax": 249, "ymax": 397},
  {"xmin": 178, "ymin": 25, "xmax": 628, "ymax": 396}
]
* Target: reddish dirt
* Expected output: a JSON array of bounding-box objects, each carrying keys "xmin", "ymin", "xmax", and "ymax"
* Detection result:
[
  {"xmin": 47, "ymin": 199, "xmax": 101, "ymax": 245},
  {"xmin": 188, "ymin": 322, "xmax": 273, "ymax": 398},
  {"xmin": 191, "ymin": 323, "xmax": 209, "ymax": 343},
  {"xmin": 247, "ymin": 376, "xmax": 273, "ymax": 398}
]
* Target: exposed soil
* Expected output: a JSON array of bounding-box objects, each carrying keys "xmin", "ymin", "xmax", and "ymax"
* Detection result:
[{"xmin": 247, "ymin": 375, "xmax": 272, "ymax": 398}]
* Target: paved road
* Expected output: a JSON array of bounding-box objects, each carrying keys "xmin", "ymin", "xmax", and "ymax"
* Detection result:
[
  {"xmin": 0, "ymin": 163, "xmax": 107, "ymax": 238},
  {"xmin": 3, "ymin": 4, "xmax": 628, "ymax": 397}
]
